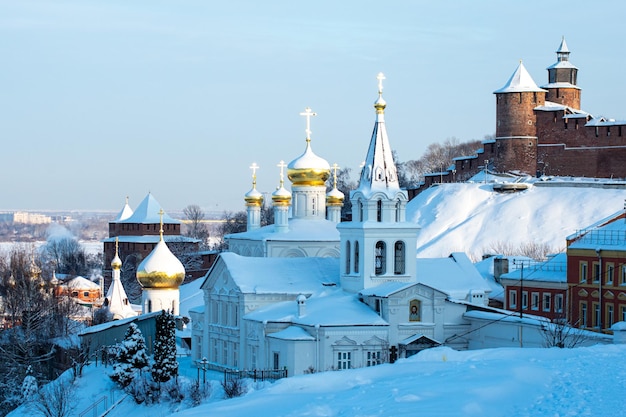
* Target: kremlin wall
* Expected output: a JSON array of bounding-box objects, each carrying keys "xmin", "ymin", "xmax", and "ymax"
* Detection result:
[{"xmin": 411, "ymin": 38, "xmax": 626, "ymax": 196}]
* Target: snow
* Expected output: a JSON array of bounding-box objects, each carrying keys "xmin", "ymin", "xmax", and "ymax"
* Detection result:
[{"xmin": 407, "ymin": 181, "xmax": 626, "ymax": 259}]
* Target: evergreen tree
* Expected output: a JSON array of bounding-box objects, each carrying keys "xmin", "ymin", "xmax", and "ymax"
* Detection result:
[
  {"xmin": 110, "ymin": 323, "xmax": 149, "ymax": 388},
  {"xmin": 151, "ymin": 310, "xmax": 178, "ymax": 383}
]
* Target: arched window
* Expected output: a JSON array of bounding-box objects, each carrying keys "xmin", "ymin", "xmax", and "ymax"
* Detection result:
[
  {"xmin": 147, "ymin": 299, "xmax": 152, "ymax": 313},
  {"xmin": 375, "ymin": 241, "xmax": 386, "ymax": 275},
  {"xmin": 377, "ymin": 200, "xmax": 382, "ymax": 222},
  {"xmin": 394, "ymin": 241, "xmax": 405, "ymax": 275},
  {"xmin": 345, "ymin": 241, "xmax": 351, "ymax": 274},
  {"xmin": 354, "ymin": 241, "xmax": 359, "ymax": 274},
  {"xmin": 395, "ymin": 201, "xmax": 401, "ymax": 222},
  {"xmin": 358, "ymin": 200, "xmax": 363, "ymax": 222}
]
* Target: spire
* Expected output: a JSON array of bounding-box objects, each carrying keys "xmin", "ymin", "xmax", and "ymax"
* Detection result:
[
  {"xmin": 556, "ymin": 36, "xmax": 570, "ymax": 61},
  {"xmin": 158, "ymin": 209, "xmax": 164, "ymax": 241},
  {"xmin": 357, "ymin": 72, "xmax": 401, "ymax": 198},
  {"xmin": 111, "ymin": 237, "xmax": 122, "ymax": 269}
]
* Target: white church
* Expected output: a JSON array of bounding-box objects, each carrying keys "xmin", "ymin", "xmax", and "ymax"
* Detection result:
[{"xmin": 189, "ymin": 74, "xmax": 492, "ymax": 376}]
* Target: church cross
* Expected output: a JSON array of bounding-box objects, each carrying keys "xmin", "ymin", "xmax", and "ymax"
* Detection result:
[
  {"xmin": 377, "ymin": 72, "xmax": 386, "ymax": 94},
  {"xmin": 332, "ymin": 163, "xmax": 340, "ymax": 189},
  {"xmin": 250, "ymin": 162, "xmax": 259, "ymax": 187},
  {"xmin": 299, "ymin": 107, "xmax": 317, "ymax": 142},
  {"xmin": 277, "ymin": 160, "xmax": 287, "ymax": 186},
  {"xmin": 158, "ymin": 208, "xmax": 164, "ymax": 239}
]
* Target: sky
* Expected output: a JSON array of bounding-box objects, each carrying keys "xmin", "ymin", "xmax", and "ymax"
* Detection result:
[
  {"xmin": 9, "ymin": 344, "xmax": 626, "ymax": 416},
  {"xmin": 3, "ymin": 0, "xmax": 626, "ymax": 213}
]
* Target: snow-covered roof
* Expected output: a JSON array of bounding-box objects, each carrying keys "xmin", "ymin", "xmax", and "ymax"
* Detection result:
[
  {"xmin": 215, "ymin": 252, "xmax": 339, "ymax": 295},
  {"xmin": 226, "ymin": 218, "xmax": 339, "ymax": 242},
  {"xmin": 118, "ymin": 193, "xmax": 180, "ymax": 224},
  {"xmin": 567, "ymin": 209, "xmax": 626, "ymax": 251},
  {"xmin": 494, "ymin": 61, "xmax": 547, "ymax": 94},
  {"xmin": 499, "ymin": 253, "xmax": 567, "ymax": 284},
  {"xmin": 114, "ymin": 199, "xmax": 133, "ymax": 221},
  {"xmin": 102, "ymin": 235, "xmax": 199, "ymax": 244},
  {"xmin": 416, "ymin": 253, "xmax": 492, "ymax": 300},
  {"xmin": 359, "ymin": 281, "xmax": 415, "ymax": 297},
  {"xmin": 245, "ymin": 289, "xmax": 388, "ymax": 327},
  {"xmin": 65, "ymin": 276, "xmax": 100, "ymax": 289},
  {"xmin": 179, "ymin": 277, "xmax": 204, "ymax": 318},
  {"xmin": 267, "ymin": 326, "xmax": 316, "ymax": 341}
]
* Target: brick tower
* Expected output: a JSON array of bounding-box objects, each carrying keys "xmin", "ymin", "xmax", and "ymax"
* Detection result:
[
  {"xmin": 493, "ymin": 61, "xmax": 546, "ymax": 174},
  {"xmin": 542, "ymin": 37, "xmax": 580, "ymax": 109}
]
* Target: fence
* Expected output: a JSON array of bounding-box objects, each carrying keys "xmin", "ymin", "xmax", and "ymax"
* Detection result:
[{"xmin": 223, "ymin": 368, "xmax": 287, "ymax": 383}]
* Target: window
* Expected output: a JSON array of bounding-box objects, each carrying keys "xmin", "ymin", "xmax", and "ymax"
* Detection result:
[
  {"xmin": 366, "ymin": 351, "xmax": 382, "ymax": 367},
  {"xmin": 377, "ymin": 200, "xmax": 382, "ymax": 222},
  {"xmin": 273, "ymin": 352, "xmax": 280, "ymax": 369},
  {"xmin": 580, "ymin": 302, "xmax": 588, "ymax": 328},
  {"xmin": 593, "ymin": 262, "xmax": 600, "ymax": 283},
  {"xmin": 607, "ymin": 264, "xmax": 614, "ymax": 285},
  {"xmin": 594, "ymin": 303, "xmax": 601, "ymax": 328},
  {"xmin": 508, "ymin": 290, "xmax": 517, "ymax": 309},
  {"xmin": 374, "ymin": 241, "xmax": 386, "ymax": 275},
  {"xmin": 521, "ymin": 291, "xmax": 528, "ymax": 310},
  {"xmin": 250, "ymin": 346, "xmax": 257, "ymax": 369},
  {"xmin": 394, "ymin": 241, "xmax": 405, "ymax": 275},
  {"xmin": 621, "ymin": 306, "xmax": 626, "ymax": 323},
  {"xmin": 621, "ymin": 266, "xmax": 626, "ymax": 285},
  {"xmin": 580, "ymin": 262, "xmax": 588, "ymax": 283},
  {"xmin": 543, "ymin": 293, "xmax": 551, "ymax": 312},
  {"xmin": 83, "ymin": 291, "xmax": 90, "ymax": 297},
  {"xmin": 555, "ymin": 294, "xmax": 564, "ymax": 314},
  {"xmin": 223, "ymin": 341, "xmax": 228, "ymax": 364},
  {"xmin": 337, "ymin": 351, "xmax": 351, "ymax": 370},
  {"xmin": 531, "ymin": 292, "xmax": 539, "ymax": 311},
  {"xmin": 607, "ymin": 304, "xmax": 614, "ymax": 327},
  {"xmin": 345, "ymin": 241, "xmax": 351, "ymax": 274},
  {"xmin": 354, "ymin": 241, "xmax": 359, "ymax": 273}
]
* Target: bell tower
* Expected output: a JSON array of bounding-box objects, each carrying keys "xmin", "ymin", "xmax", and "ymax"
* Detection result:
[{"xmin": 543, "ymin": 37, "xmax": 581, "ymax": 109}]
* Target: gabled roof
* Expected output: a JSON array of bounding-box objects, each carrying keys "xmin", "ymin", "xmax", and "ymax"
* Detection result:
[
  {"xmin": 208, "ymin": 252, "xmax": 339, "ymax": 295},
  {"xmin": 119, "ymin": 193, "xmax": 180, "ymax": 224},
  {"xmin": 416, "ymin": 253, "xmax": 492, "ymax": 300},
  {"xmin": 494, "ymin": 61, "xmax": 547, "ymax": 94},
  {"xmin": 245, "ymin": 289, "xmax": 388, "ymax": 327}
]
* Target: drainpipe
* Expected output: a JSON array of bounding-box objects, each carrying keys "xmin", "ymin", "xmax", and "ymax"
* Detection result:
[
  {"xmin": 595, "ymin": 248, "xmax": 602, "ymax": 330},
  {"xmin": 315, "ymin": 324, "xmax": 320, "ymax": 372}
]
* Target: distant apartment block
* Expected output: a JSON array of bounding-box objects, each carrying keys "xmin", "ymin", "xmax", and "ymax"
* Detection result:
[{"xmin": 0, "ymin": 211, "xmax": 52, "ymax": 224}]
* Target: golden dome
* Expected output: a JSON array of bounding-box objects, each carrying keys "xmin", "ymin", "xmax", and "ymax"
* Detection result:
[
  {"xmin": 244, "ymin": 187, "xmax": 264, "ymax": 207},
  {"xmin": 111, "ymin": 237, "xmax": 122, "ymax": 270},
  {"xmin": 136, "ymin": 240, "xmax": 185, "ymax": 289},
  {"xmin": 272, "ymin": 185, "xmax": 292, "ymax": 206},
  {"xmin": 326, "ymin": 187, "xmax": 344, "ymax": 206},
  {"xmin": 287, "ymin": 142, "xmax": 330, "ymax": 186}
]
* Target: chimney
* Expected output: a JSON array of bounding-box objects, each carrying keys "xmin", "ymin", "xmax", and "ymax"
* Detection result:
[{"xmin": 297, "ymin": 294, "xmax": 306, "ymax": 318}]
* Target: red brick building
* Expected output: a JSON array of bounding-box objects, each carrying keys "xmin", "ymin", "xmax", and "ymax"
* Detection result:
[
  {"xmin": 499, "ymin": 253, "xmax": 568, "ymax": 321},
  {"xmin": 412, "ymin": 38, "xmax": 626, "ymax": 195},
  {"xmin": 103, "ymin": 193, "xmax": 216, "ymax": 286},
  {"xmin": 566, "ymin": 210, "xmax": 626, "ymax": 331}
]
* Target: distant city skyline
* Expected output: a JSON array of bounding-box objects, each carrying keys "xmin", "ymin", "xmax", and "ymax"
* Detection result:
[{"xmin": 2, "ymin": 0, "xmax": 625, "ymax": 213}]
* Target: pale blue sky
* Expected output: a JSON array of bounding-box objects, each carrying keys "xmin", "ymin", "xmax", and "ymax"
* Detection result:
[{"xmin": 2, "ymin": 0, "xmax": 625, "ymax": 214}]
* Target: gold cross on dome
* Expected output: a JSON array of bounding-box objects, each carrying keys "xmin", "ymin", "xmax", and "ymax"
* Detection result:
[
  {"xmin": 250, "ymin": 162, "xmax": 259, "ymax": 182},
  {"xmin": 158, "ymin": 208, "xmax": 164, "ymax": 238},
  {"xmin": 277, "ymin": 160, "xmax": 287, "ymax": 186},
  {"xmin": 377, "ymin": 72, "xmax": 386, "ymax": 94},
  {"xmin": 299, "ymin": 107, "xmax": 317, "ymax": 142},
  {"xmin": 332, "ymin": 163, "xmax": 340, "ymax": 188}
]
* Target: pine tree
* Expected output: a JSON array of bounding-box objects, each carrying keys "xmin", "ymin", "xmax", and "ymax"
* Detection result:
[
  {"xmin": 110, "ymin": 323, "xmax": 150, "ymax": 387},
  {"xmin": 151, "ymin": 310, "xmax": 178, "ymax": 383}
]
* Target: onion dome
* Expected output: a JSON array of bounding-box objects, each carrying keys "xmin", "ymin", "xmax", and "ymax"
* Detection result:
[
  {"xmin": 326, "ymin": 163, "xmax": 345, "ymax": 206},
  {"xmin": 287, "ymin": 107, "xmax": 330, "ymax": 186},
  {"xmin": 244, "ymin": 162, "xmax": 264, "ymax": 207},
  {"xmin": 272, "ymin": 160, "xmax": 292, "ymax": 206},
  {"xmin": 111, "ymin": 237, "xmax": 122, "ymax": 270},
  {"xmin": 136, "ymin": 210, "xmax": 185, "ymax": 289}
]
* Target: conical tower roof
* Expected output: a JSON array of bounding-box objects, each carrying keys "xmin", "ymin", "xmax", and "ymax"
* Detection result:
[
  {"xmin": 121, "ymin": 193, "xmax": 180, "ymax": 224},
  {"xmin": 494, "ymin": 61, "xmax": 547, "ymax": 93},
  {"xmin": 114, "ymin": 196, "xmax": 133, "ymax": 222},
  {"xmin": 356, "ymin": 72, "xmax": 402, "ymax": 199}
]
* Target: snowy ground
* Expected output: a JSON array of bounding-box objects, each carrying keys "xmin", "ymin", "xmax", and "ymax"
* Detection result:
[{"xmin": 8, "ymin": 344, "xmax": 626, "ymax": 417}]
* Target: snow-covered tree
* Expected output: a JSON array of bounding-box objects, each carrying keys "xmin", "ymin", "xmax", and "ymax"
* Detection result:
[
  {"xmin": 21, "ymin": 366, "xmax": 38, "ymax": 403},
  {"xmin": 152, "ymin": 310, "xmax": 178, "ymax": 384},
  {"xmin": 110, "ymin": 323, "xmax": 149, "ymax": 388}
]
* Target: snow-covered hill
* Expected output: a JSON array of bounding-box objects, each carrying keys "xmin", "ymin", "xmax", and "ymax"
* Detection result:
[{"xmin": 407, "ymin": 181, "xmax": 625, "ymax": 259}]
